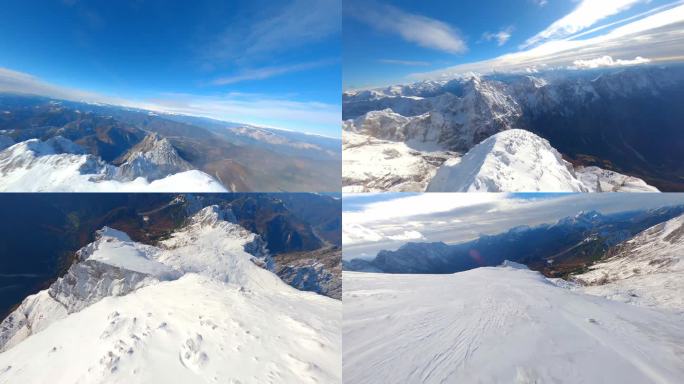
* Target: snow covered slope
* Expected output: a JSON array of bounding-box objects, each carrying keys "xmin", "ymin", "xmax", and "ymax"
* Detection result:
[
  {"xmin": 575, "ymin": 166, "xmax": 659, "ymax": 192},
  {"xmin": 0, "ymin": 207, "xmax": 341, "ymax": 384},
  {"xmin": 342, "ymin": 130, "xmax": 455, "ymax": 192},
  {"xmin": 425, "ymin": 129, "xmax": 656, "ymax": 192},
  {"xmin": 574, "ymin": 213, "xmax": 684, "ymax": 313},
  {"xmin": 0, "ymin": 136, "xmax": 227, "ymax": 192},
  {"xmin": 343, "ymin": 267, "xmax": 684, "ymax": 383}
]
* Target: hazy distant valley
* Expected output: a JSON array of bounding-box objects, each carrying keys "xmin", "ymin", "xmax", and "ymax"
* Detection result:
[
  {"xmin": 0, "ymin": 94, "xmax": 341, "ymax": 192},
  {"xmin": 343, "ymin": 65, "xmax": 684, "ymax": 192}
]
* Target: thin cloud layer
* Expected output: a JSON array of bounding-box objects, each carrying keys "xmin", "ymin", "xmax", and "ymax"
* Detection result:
[
  {"xmin": 411, "ymin": 4, "xmax": 684, "ymax": 80},
  {"xmin": 377, "ymin": 59, "xmax": 431, "ymax": 66},
  {"xmin": 346, "ymin": 1, "xmax": 466, "ymax": 54},
  {"xmin": 0, "ymin": 67, "xmax": 340, "ymax": 136},
  {"xmin": 212, "ymin": 59, "xmax": 337, "ymax": 85},
  {"xmin": 523, "ymin": 0, "xmax": 646, "ymax": 48},
  {"xmin": 482, "ymin": 26, "xmax": 515, "ymax": 46},
  {"xmin": 209, "ymin": 0, "xmax": 340, "ymax": 63}
]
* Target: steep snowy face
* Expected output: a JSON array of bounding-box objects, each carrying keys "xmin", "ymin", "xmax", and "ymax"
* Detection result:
[
  {"xmin": 344, "ymin": 267, "xmax": 684, "ymax": 384},
  {"xmin": 0, "ymin": 226, "xmax": 178, "ymax": 352},
  {"xmin": 427, "ymin": 129, "xmax": 586, "ymax": 192},
  {"xmin": 0, "ymin": 206, "xmax": 341, "ymax": 383},
  {"xmin": 0, "ymin": 136, "xmax": 227, "ymax": 192},
  {"xmin": 116, "ymin": 133, "xmax": 192, "ymax": 181},
  {"xmin": 342, "ymin": 131, "xmax": 455, "ymax": 192},
  {"xmin": 574, "ymin": 213, "xmax": 684, "ymax": 313},
  {"xmin": 425, "ymin": 129, "xmax": 658, "ymax": 192}
]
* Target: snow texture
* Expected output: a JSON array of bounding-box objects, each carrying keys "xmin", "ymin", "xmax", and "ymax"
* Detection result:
[
  {"xmin": 574, "ymin": 213, "xmax": 684, "ymax": 313},
  {"xmin": 343, "ymin": 267, "xmax": 684, "ymax": 383},
  {"xmin": 426, "ymin": 129, "xmax": 657, "ymax": 192},
  {"xmin": 0, "ymin": 207, "xmax": 341, "ymax": 383}
]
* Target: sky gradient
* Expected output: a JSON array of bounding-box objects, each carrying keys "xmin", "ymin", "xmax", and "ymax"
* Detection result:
[
  {"xmin": 343, "ymin": 0, "xmax": 684, "ymax": 89},
  {"xmin": 342, "ymin": 193, "xmax": 684, "ymax": 259},
  {"xmin": 0, "ymin": 0, "xmax": 341, "ymax": 136}
]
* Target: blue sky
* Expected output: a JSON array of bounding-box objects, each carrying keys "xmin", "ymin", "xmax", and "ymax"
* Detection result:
[
  {"xmin": 0, "ymin": 0, "xmax": 341, "ymax": 136},
  {"xmin": 343, "ymin": 0, "xmax": 684, "ymax": 89},
  {"xmin": 342, "ymin": 193, "xmax": 684, "ymax": 259}
]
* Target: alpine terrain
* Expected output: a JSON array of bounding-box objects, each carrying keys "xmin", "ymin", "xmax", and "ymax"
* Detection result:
[
  {"xmin": 0, "ymin": 94, "xmax": 341, "ymax": 192},
  {"xmin": 0, "ymin": 204, "xmax": 341, "ymax": 384},
  {"xmin": 343, "ymin": 209, "xmax": 684, "ymax": 383},
  {"xmin": 342, "ymin": 66, "xmax": 684, "ymax": 192}
]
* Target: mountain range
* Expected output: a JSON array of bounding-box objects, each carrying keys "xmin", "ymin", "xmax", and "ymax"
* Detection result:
[
  {"xmin": 0, "ymin": 94, "xmax": 341, "ymax": 192},
  {"xmin": 0, "ymin": 193, "xmax": 341, "ymax": 325},
  {"xmin": 343, "ymin": 65, "xmax": 684, "ymax": 192},
  {"xmin": 344, "ymin": 205, "xmax": 684, "ymax": 278},
  {"xmin": 0, "ymin": 204, "xmax": 341, "ymax": 383}
]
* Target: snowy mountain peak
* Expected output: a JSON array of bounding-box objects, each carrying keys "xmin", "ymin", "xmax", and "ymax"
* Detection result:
[
  {"xmin": 96, "ymin": 226, "xmax": 133, "ymax": 242},
  {"xmin": 0, "ymin": 212, "xmax": 340, "ymax": 383},
  {"xmin": 0, "ymin": 135, "xmax": 226, "ymax": 192},
  {"xmin": 116, "ymin": 133, "xmax": 192, "ymax": 181},
  {"xmin": 500, "ymin": 260, "xmax": 529, "ymax": 270},
  {"xmin": 427, "ymin": 129, "xmax": 587, "ymax": 192},
  {"xmin": 19, "ymin": 136, "xmax": 85, "ymax": 156},
  {"xmin": 187, "ymin": 205, "xmax": 237, "ymax": 228},
  {"xmin": 0, "ymin": 210, "xmax": 273, "ymax": 353}
]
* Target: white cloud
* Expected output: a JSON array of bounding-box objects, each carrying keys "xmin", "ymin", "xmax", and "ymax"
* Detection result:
[
  {"xmin": 409, "ymin": 4, "xmax": 684, "ymax": 80},
  {"xmin": 531, "ymin": 0, "xmax": 549, "ymax": 6},
  {"xmin": 343, "ymin": 193, "xmax": 684, "ymax": 260},
  {"xmin": 523, "ymin": 0, "xmax": 647, "ymax": 48},
  {"xmin": 387, "ymin": 230, "xmax": 426, "ymax": 241},
  {"xmin": 343, "ymin": 223, "xmax": 385, "ymax": 245},
  {"xmin": 347, "ymin": 1, "xmax": 466, "ymax": 54},
  {"xmin": 212, "ymin": 59, "xmax": 337, "ymax": 85},
  {"xmin": 0, "ymin": 67, "xmax": 340, "ymax": 135},
  {"xmin": 344, "ymin": 193, "xmax": 512, "ymax": 226},
  {"xmin": 570, "ymin": 55, "xmax": 652, "ymax": 68},
  {"xmin": 209, "ymin": 0, "xmax": 340, "ymax": 63},
  {"xmin": 482, "ymin": 26, "xmax": 515, "ymax": 46}
]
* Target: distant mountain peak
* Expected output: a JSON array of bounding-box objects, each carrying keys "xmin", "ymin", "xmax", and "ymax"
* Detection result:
[{"xmin": 115, "ymin": 133, "xmax": 192, "ymax": 181}]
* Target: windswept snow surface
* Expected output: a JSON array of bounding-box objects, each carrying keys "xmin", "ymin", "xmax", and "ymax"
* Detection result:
[
  {"xmin": 426, "ymin": 129, "xmax": 657, "ymax": 192},
  {"xmin": 574, "ymin": 213, "xmax": 684, "ymax": 313},
  {"xmin": 0, "ymin": 207, "xmax": 341, "ymax": 384},
  {"xmin": 343, "ymin": 267, "xmax": 684, "ymax": 384},
  {"xmin": 0, "ymin": 137, "xmax": 227, "ymax": 192},
  {"xmin": 342, "ymin": 131, "xmax": 455, "ymax": 192}
]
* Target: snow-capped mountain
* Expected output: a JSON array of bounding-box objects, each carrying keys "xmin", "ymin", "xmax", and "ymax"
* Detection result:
[
  {"xmin": 0, "ymin": 94, "xmax": 342, "ymax": 192},
  {"xmin": 0, "ymin": 135, "xmax": 227, "ymax": 192},
  {"xmin": 574, "ymin": 213, "xmax": 684, "ymax": 313},
  {"xmin": 115, "ymin": 132, "xmax": 194, "ymax": 181},
  {"xmin": 344, "ymin": 265, "xmax": 684, "ymax": 383},
  {"xmin": 342, "ymin": 130, "xmax": 455, "ymax": 192},
  {"xmin": 343, "ymin": 66, "xmax": 684, "ymax": 191},
  {"xmin": 425, "ymin": 129, "xmax": 656, "ymax": 192},
  {"xmin": 0, "ymin": 206, "xmax": 341, "ymax": 383}
]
